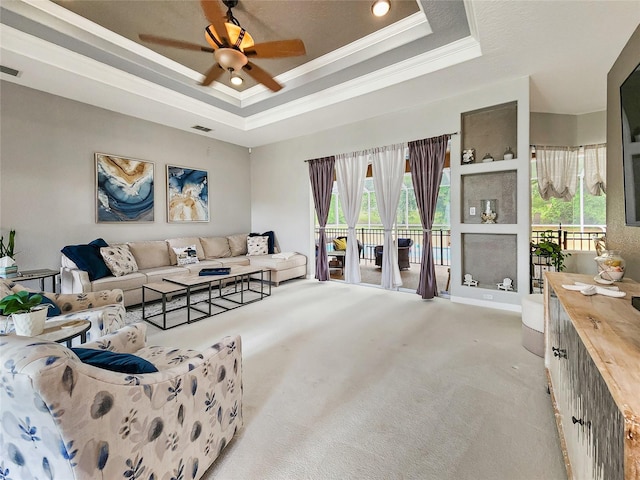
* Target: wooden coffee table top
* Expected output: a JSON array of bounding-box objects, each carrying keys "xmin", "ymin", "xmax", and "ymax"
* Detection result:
[{"xmin": 164, "ymin": 265, "xmax": 267, "ymax": 287}]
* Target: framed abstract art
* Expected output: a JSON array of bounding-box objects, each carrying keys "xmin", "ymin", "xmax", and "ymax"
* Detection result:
[
  {"xmin": 95, "ymin": 153, "xmax": 154, "ymax": 222},
  {"xmin": 166, "ymin": 165, "xmax": 209, "ymax": 222}
]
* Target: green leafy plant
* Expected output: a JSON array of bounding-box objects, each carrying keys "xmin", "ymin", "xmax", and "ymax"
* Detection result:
[
  {"xmin": 0, "ymin": 290, "xmax": 43, "ymax": 315},
  {"xmin": 0, "ymin": 229, "xmax": 16, "ymax": 259},
  {"xmin": 531, "ymin": 230, "xmax": 571, "ymax": 272}
]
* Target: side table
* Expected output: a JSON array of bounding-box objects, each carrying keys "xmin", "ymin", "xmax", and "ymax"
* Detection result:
[
  {"xmin": 9, "ymin": 269, "xmax": 59, "ymax": 292},
  {"xmin": 3, "ymin": 319, "xmax": 91, "ymax": 347}
]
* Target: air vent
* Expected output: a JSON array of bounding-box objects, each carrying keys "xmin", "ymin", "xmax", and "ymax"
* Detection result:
[
  {"xmin": 0, "ymin": 65, "xmax": 21, "ymax": 77},
  {"xmin": 192, "ymin": 125, "xmax": 212, "ymax": 132}
]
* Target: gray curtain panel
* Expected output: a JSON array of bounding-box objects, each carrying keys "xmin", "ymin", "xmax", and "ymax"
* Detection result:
[
  {"xmin": 308, "ymin": 156, "xmax": 336, "ymax": 281},
  {"xmin": 409, "ymin": 135, "xmax": 450, "ymax": 299}
]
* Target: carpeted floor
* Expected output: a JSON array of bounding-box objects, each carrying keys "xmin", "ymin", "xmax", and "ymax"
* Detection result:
[
  {"xmin": 140, "ymin": 279, "xmax": 566, "ymax": 480},
  {"xmin": 330, "ymin": 261, "xmax": 450, "ymax": 294}
]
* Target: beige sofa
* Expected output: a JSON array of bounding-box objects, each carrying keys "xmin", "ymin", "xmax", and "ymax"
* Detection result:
[{"xmin": 60, "ymin": 234, "xmax": 307, "ymax": 306}]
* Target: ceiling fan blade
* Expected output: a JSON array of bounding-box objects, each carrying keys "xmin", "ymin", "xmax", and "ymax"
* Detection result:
[
  {"xmin": 243, "ymin": 61, "xmax": 282, "ymax": 92},
  {"xmin": 139, "ymin": 34, "xmax": 215, "ymax": 53},
  {"xmin": 200, "ymin": 0, "xmax": 230, "ymax": 45},
  {"xmin": 244, "ymin": 39, "xmax": 306, "ymax": 58},
  {"xmin": 201, "ymin": 63, "xmax": 225, "ymax": 86}
]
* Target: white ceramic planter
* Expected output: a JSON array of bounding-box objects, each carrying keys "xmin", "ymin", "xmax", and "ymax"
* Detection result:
[{"xmin": 12, "ymin": 308, "xmax": 47, "ymax": 336}]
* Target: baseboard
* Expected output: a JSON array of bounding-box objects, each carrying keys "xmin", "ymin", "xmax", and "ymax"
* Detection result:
[{"xmin": 450, "ymin": 295, "xmax": 522, "ymax": 312}]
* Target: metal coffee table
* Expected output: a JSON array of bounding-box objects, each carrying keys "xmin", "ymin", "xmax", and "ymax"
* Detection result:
[{"xmin": 142, "ymin": 265, "xmax": 271, "ymax": 330}]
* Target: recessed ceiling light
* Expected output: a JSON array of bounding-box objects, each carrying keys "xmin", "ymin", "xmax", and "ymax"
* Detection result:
[{"xmin": 371, "ymin": 0, "xmax": 391, "ymax": 17}]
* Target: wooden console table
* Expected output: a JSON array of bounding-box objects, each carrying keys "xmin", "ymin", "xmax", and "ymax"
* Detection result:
[{"xmin": 544, "ymin": 272, "xmax": 640, "ymax": 480}]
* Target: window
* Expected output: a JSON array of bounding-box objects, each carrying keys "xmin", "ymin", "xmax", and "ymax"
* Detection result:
[
  {"xmin": 325, "ymin": 169, "xmax": 450, "ymax": 229},
  {"xmin": 531, "ymin": 147, "xmax": 606, "ymax": 249}
]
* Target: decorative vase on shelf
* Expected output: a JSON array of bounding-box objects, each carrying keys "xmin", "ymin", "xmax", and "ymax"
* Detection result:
[
  {"xmin": 594, "ymin": 250, "xmax": 625, "ymax": 283},
  {"xmin": 480, "ymin": 199, "xmax": 497, "ymax": 224},
  {"xmin": 503, "ymin": 146, "xmax": 514, "ymax": 160},
  {"xmin": 482, "ymin": 153, "xmax": 494, "ymax": 163}
]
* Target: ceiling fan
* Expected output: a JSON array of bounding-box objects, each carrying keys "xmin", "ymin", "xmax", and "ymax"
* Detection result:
[{"xmin": 139, "ymin": 0, "xmax": 306, "ymax": 92}]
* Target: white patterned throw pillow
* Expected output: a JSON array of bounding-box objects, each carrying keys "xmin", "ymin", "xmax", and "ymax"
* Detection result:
[
  {"xmin": 246, "ymin": 235, "xmax": 268, "ymax": 256},
  {"xmin": 99, "ymin": 245, "xmax": 139, "ymax": 277},
  {"xmin": 173, "ymin": 245, "xmax": 199, "ymax": 265}
]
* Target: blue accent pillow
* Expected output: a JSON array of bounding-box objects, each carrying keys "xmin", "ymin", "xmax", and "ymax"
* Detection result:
[
  {"xmin": 61, "ymin": 238, "xmax": 111, "ymax": 281},
  {"xmin": 71, "ymin": 348, "xmax": 158, "ymax": 374},
  {"xmin": 27, "ymin": 293, "xmax": 61, "ymax": 317},
  {"xmin": 249, "ymin": 231, "xmax": 276, "ymax": 254}
]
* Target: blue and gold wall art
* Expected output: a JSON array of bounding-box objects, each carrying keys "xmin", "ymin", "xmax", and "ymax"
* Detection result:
[
  {"xmin": 95, "ymin": 153, "xmax": 154, "ymax": 222},
  {"xmin": 166, "ymin": 165, "xmax": 209, "ymax": 222}
]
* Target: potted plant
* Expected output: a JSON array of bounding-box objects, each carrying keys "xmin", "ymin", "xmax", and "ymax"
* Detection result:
[
  {"xmin": 0, "ymin": 229, "xmax": 17, "ymax": 278},
  {"xmin": 0, "ymin": 290, "xmax": 49, "ymax": 336},
  {"xmin": 531, "ymin": 230, "xmax": 571, "ymax": 272}
]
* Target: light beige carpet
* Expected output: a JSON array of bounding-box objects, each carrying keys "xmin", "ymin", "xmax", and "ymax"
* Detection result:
[
  {"xmin": 330, "ymin": 262, "xmax": 450, "ymax": 294},
  {"xmin": 143, "ymin": 279, "xmax": 565, "ymax": 480}
]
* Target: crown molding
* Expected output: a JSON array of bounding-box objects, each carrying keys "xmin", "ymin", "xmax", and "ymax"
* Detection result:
[
  {"xmin": 9, "ymin": 0, "xmax": 434, "ymax": 111},
  {"xmin": 0, "ymin": 24, "xmax": 244, "ymax": 129},
  {"xmin": 238, "ymin": 11, "xmax": 432, "ymax": 106},
  {"xmin": 246, "ymin": 36, "xmax": 482, "ymax": 130}
]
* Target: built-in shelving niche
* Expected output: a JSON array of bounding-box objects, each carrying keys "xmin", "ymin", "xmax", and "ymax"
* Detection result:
[
  {"xmin": 462, "ymin": 233, "xmax": 518, "ymax": 291},
  {"xmin": 461, "ymin": 170, "xmax": 517, "ymax": 224},
  {"xmin": 461, "ymin": 101, "xmax": 518, "ymax": 165}
]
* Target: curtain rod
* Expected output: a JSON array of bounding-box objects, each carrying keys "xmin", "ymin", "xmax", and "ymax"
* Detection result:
[
  {"xmin": 304, "ymin": 132, "xmax": 459, "ymax": 162},
  {"xmin": 530, "ymin": 143, "xmax": 606, "ymax": 149}
]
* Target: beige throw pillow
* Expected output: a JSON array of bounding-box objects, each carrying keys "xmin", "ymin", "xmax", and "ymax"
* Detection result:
[
  {"xmin": 200, "ymin": 236, "xmax": 232, "ymax": 258},
  {"xmin": 100, "ymin": 245, "xmax": 139, "ymax": 277},
  {"xmin": 227, "ymin": 233, "xmax": 249, "ymax": 256},
  {"xmin": 246, "ymin": 236, "xmax": 269, "ymax": 256},
  {"xmin": 172, "ymin": 245, "xmax": 199, "ymax": 266}
]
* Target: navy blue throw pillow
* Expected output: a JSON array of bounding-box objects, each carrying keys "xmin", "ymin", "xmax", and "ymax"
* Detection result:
[
  {"xmin": 61, "ymin": 238, "xmax": 111, "ymax": 281},
  {"xmin": 71, "ymin": 348, "xmax": 158, "ymax": 374},
  {"xmin": 27, "ymin": 293, "xmax": 61, "ymax": 317},
  {"xmin": 249, "ymin": 231, "xmax": 276, "ymax": 254}
]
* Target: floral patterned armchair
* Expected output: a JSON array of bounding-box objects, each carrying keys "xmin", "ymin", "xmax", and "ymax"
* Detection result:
[
  {"xmin": 0, "ymin": 322, "xmax": 243, "ymax": 480},
  {"xmin": 0, "ymin": 279, "xmax": 125, "ymax": 341}
]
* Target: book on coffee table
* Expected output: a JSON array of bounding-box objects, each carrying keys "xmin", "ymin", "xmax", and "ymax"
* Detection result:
[{"xmin": 199, "ymin": 268, "xmax": 231, "ymax": 276}]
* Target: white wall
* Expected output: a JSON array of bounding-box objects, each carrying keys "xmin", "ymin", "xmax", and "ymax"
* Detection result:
[
  {"xmin": 531, "ymin": 111, "xmax": 606, "ymax": 146},
  {"xmin": 250, "ymin": 77, "xmax": 531, "ymax": 293},
  {"xmin": 0, "ymin": 82, "xmax": 251, "ymax": 272}
]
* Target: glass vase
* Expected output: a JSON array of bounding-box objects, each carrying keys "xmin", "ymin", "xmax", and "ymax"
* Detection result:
[{"xmin": 594, "ymin": 250, "xmax": 626, "ymax": 282}]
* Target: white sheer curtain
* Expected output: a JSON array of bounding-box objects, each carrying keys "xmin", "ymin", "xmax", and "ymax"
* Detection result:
[
  {"xmin": 535, "ymin": 145, "xmax": 580, "ymax": 200},
  {"xmin": 583, "ymin": 143, "xmax": 607, "ymax": 195},
  {"xmin": 371, "ymin": 143, "xmax": 407, "ymax": 289},
  {"xmin": 335, "ymin": 151, "xmax": 368, "ymax": 283}
]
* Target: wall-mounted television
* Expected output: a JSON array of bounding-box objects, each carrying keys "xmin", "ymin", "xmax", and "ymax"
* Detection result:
[{"xmin": 620, "ymin": 61, "xmax": 640, "ymax": 226}]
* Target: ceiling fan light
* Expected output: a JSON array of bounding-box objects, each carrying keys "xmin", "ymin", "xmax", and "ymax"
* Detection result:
[
  {"xmin": 230, "ymin": 71, "xmax": 243, "ymax": 86},
  {"xmin": 215, "ymin": 48, "xmax": 248, "ymax": 72},
  {"xmin": 371, "ymin": 0, "xmax": 390, "ymax": 17},
  {"xmin": 205, "ymin": 22, "xmax": 255, "ymax": 50}
]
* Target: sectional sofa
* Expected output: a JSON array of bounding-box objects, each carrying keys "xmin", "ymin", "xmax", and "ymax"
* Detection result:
[{"xmin": 60, "ymin": 234, "xmax": 307, "ymax": 307}]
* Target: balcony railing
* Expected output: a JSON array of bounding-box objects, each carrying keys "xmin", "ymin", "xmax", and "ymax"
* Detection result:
[
  {"xmin": 317, "ymin": 227, "xmax": 451, "ymax": 266},
  {"xmin": 316, "ymin": 225, "xmax": 604, "ymax": 273},
  {"xmin": 531, "ymin": 226, "xmax": 605, "ymax": 251}
]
